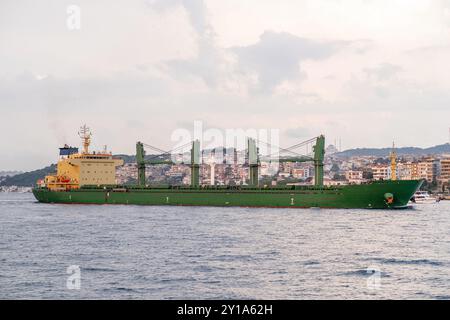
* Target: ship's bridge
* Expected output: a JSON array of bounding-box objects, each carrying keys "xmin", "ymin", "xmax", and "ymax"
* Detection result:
[{"xmin": 41, "ymin": 126, "xmax": 124, "ymax": 191}]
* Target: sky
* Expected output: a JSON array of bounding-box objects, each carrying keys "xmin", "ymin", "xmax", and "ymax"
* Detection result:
[{"xmin": 1, "ymin": 0, "xmax": 450, "ymax": 170}]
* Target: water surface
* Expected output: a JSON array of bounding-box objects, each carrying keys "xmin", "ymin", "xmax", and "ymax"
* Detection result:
[{"xmin": 1, "ymin": 193, "xmax": 449, "ymax": 299}]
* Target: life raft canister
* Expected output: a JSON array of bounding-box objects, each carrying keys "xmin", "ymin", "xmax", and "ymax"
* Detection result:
[{"xmin": 384, "ymin": 193, "xmax": 394, "ymax": 204}]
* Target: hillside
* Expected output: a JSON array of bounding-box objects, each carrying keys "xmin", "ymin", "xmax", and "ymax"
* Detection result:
[
  {"xmin": 335, "ymin": 143, "xmax": 450, "ymax": 158},
  {"xmin": 0, "ymin": 171, "xmax": 22, "ymax": 177},
  {"xmin": 0, "ymin": 165, "xmax": 56, "ymax": 187}
]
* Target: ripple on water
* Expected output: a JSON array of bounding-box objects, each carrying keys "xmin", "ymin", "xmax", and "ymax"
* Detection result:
[
  {"xmin": 212, "ymin": 254, "xmax": 254, "ymax": 262},
  {"xmin": 369, "ymin": 258, "xmax": 445, "ymax": 267},
  {"xmin": 338, "ymin": 269, "xmax": 391, "ymax": 278},
  {"xmin": 82, "ymin": 267, "xmax": 118, "ymax": 272}
]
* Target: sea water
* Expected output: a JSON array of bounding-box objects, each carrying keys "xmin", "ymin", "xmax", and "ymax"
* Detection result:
[{"xmin": 1, "ymin": 192, "xmax": 449, "ymax": 299}]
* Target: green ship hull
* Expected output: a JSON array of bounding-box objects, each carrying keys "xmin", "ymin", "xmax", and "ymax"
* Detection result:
[{"xmin": 32, "ymin": 180, "xmax": 422, "ymax": 209}]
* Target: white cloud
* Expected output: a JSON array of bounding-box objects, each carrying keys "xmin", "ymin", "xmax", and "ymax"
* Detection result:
[{"xmin": 232, "ymin": 31, "xmax": 345, "ymax": 92}]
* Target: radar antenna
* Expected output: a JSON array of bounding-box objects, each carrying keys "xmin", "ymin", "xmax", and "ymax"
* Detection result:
[{"xmin": 78, "ymin": 125, "xmax": 92, "ymax": 154}]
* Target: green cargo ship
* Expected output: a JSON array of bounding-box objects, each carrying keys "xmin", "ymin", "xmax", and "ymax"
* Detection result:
[
  {"xmin": 32, "ymin": 126, "xmax": 422, "ymax": 209},
  {"xmin": 33, "ymin": 180, "xmax": 421, "ymax": 209}
]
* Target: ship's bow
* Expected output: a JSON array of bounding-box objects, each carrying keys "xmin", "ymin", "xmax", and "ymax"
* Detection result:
[{"xmin": 375, "ymin": 179, "xmax": 423, "ymax": 209}]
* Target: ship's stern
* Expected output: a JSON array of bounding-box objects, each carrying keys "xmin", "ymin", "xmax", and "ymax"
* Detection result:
[{"xmin": 32, "ymin": 187, "xmax": 49, "ymax": 203}]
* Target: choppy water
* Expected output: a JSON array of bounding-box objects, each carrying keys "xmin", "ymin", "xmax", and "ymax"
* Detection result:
[{"xmin": 0, "ymin": 192, "xmax": 449, "ymax": 300}]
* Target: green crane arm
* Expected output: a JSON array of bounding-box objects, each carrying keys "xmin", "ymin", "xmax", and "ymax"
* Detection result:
[
  {"xmin": 143, "ymin": 160, "xmax": 175, "ymax": 165},
  {"xmin": 190, "ymin": 140, "xmax": 200, "ymax": 187},
  {"xmin": 136, "ymin": 142, "xmax": 146, "ymax": 186},
  {"xmin": 278, "ymin": 156, "xmax": 314, "ymax": 163},
  {"xmin": 136, "ymin": 140, "xmax": 200, "ymax": 187},
  {"xmin": 259, "ymin": 135, "xmax": 325, "ymax": 187},
  {"xmin": 313, "ymin": 135, "xmax": 325, "ymax": 187}
]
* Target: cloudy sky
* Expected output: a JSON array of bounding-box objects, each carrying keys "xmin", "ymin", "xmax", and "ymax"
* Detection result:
[{"xmin": 1, "ymin": 0, "xmax": 450, "ymax": 170}]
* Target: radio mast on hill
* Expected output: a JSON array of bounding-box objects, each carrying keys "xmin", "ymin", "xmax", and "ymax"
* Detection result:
[{"xmin": 390, "ymin": 141, "xmax": 397, "ymax": 181}]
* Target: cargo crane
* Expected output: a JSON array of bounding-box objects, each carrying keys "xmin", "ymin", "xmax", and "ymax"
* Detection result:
[
  {"xmin": 255, "ymin": 135, "xmax": 325, "ymax": 187},
  {"xmin": 136, "ymin": 140, "xmax": 200, "ymax": 187},
  {"xmin": 136, "ymin": 135, "xmax": 325, "ymax": 188}
]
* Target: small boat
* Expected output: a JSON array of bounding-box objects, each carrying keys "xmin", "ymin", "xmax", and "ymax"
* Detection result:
[{"xmin": 410, "ymin": 191, "xmax": 438, "ymax": 204}]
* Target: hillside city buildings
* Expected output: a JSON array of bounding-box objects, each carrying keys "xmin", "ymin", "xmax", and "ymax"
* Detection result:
[{"xmin": 1, "ymin": 145, "xmax": 449, "ymax": 193}]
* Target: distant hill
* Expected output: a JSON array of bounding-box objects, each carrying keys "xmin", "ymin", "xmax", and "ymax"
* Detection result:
[
  {"xmin": 0, "ymin": 171, "xmax": 22, "ymax": 177},
  {"xmin": 116, "ymin": 153, "xmax": 172, "ymax": 164},
  {"xmin": 335, "ymin": 143, "xmax": 450, "ymax": 158},
  {"xmin": 115, "ymin": 154, "xmax": 135, "ymax": 164},
  {"xmin": 0, "ymin": 165, "xmax": 56, "ymax": 187}
]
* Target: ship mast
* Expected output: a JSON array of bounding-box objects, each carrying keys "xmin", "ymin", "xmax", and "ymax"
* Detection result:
[
  {"xmin": 78, "ymin": 125, "xmax": 92, "ymax": 154},
  {"xmin": 390, "ymin": 141, "xmax": 397, "ymax": 181}
]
